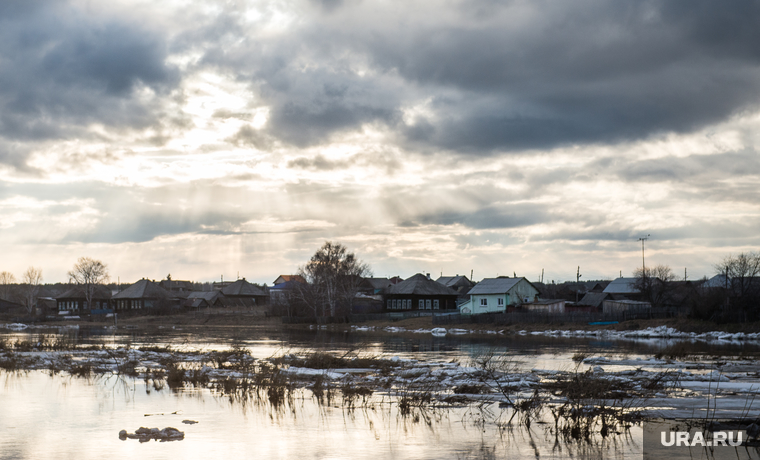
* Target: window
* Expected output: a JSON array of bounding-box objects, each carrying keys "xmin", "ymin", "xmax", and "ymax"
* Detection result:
[
  {"xmin": 498, "ymin": 298, "xmax": 504, "ymax": 306},
  {"xmin": 393, "ymin": 299, "xmax": 397, "ymax": 309},
  {"xmin": 425, "ymin": 299, "xmax": 431, "ymax": 310},
  {"xmin": 388, "ymin": 300, "xmax": 392, "ymax": 310},
  {"xmin": 419, "ymin": 299, "xmax": 424, "ymax": 309},
  {"xmin": 404, "ymin": 299, "xmax": 409, "ymax": 309},
  {"xmin": 433, "ymin": 300, "xmax": 439, "ymax": 310},
  {"xmin": 480, "ymin": 298, "xmax": 488, "ymax": 307}
]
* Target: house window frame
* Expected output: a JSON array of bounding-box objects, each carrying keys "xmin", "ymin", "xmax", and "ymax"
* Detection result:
[
  {"xmin": 433, "ymin": 299, "xmax": 439, "ymax": 310},
  {"xmin": 425, "ymin": 299, "xmax": 431, "ymax": 310},
  {"xmin": 480, "ymin": 298, "xmax": 488, "ymax": 307},
  {"xmin": 418, "ymin": 299, "xmax": 424, "ymax": 309},
  {"xmin": 498, "ymin": 297, "xmax": 504, "ymax": 306}
]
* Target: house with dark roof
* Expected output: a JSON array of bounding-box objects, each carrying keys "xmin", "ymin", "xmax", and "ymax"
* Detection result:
[
  {"xmin": 361, "ymin": 277, "xmax": 393, "ymax": 295},
  {"xmin": 159, "ymin": 275, "xmax": 195, "ymax": 293},
  {"xmin": 221, "ymin": 278, "xmax": 269, "ymax": 307},
  {"xmin": 459, "ymin": 277, "xmax": 540, "ymax": 315},
  {"xmin": 56, "ymin": 284, "xmax": 112, "ymax": 314},
  {"xmin": 384, "ymin": 273, "xmax": 459, "ymax": 311},
  {"xmin": 576, "ymin": 291, "xmax": 611, "ymax": 310},
  {"xmin": 602, "ymin": 277, "xmax": 648, "ymax": 301},
  {"xmin": 184, "ymin": 291, "xmax": 224, "ymax": 309},
  {"xmin": 436, "ymin": 275, "xmax": 475, "ymax": 296},
  {"xmin": 112, "ymin": 279, "xmax": 174, "ymax": 312}
]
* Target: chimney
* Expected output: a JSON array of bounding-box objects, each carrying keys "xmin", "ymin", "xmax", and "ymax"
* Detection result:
[{"xmin": 426, "ymin": 273, "xmax": 431, "ymax": 280}]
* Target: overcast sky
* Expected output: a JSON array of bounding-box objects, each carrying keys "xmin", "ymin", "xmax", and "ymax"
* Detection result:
[{"xmin": 2, "ymin": 0, "xmax": 759, "ymax": 285}]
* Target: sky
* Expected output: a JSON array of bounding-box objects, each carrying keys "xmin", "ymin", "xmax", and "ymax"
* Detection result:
[{"xmin": 2, "ymin": 0, "xmax": 760, "ymax": 286}]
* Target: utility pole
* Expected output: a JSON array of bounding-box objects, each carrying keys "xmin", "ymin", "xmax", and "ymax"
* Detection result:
[
  {"xmin": 638, "ymin": 234, "xmax": 650, "ymax": 277},
  {"xmin": 684, "ymin": 268, "xmax": 687, "ymax": 281},
  {"xmin": 576, "ymin": 266, "xmax": 582, "ymax": 302},
  {"xmin": 541, "ymin": 268, "xmax": 544, "ymax": 283}
]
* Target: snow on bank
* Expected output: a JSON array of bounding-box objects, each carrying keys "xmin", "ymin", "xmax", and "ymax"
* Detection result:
[{"xmin": 347, "ymin": 324, "xmax": 760, "ymax": 342}]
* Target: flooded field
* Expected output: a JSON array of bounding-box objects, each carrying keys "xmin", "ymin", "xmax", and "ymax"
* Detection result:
[{"xmin": 2, "ymin": 325, "xmax": 760, "ymax": 459}]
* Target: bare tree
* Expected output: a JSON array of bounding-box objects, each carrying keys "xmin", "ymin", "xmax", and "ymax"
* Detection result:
[
  {"xmin": 297, "ymin": 242, "xmax": 370, "ymax": 317},
  {"xmin": 21, "ymin": 267, "xmax": 43, "ymax": 315},
  {"xmin": 633, "ymin": 264, "xmax": 675, "ymax": 309},
  {"xmin": 68, "ymin": 257, "xmax": 110, "ymax": 311},
  {"xmin": 0, "ymin": 271, "xmax": 16, "ymax": 302},
  {"xmin": 713, "ymin": 252, "xmax": 760, "ymax": 314}
]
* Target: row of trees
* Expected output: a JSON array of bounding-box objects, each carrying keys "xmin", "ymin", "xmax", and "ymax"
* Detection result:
[
  {"xmin": 1, "ymin": 267, "xmax": 43, "ymax": 314},
  {"xmin": 0, "ymin": 258, "xmax": 109, "ymax": 316},
  {"xmin": 632, "ymin": 252, "xmax": 760, "ymax": 321}
]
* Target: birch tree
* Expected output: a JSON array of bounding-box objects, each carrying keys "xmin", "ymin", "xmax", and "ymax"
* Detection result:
[
  {"xmin": 68, "ymin": 257, "xmax": 109, "ymax": 310},
  {"xmin": 0, "ymin": 271, "xmax": 16, "ymax": 302},
  {"xmin": 298, "ymin": 242, "xmax": 370, "ymax": 317},
  {"xmin": 21, "ymin": 267, "xmax": 43, "ymax": 315}
]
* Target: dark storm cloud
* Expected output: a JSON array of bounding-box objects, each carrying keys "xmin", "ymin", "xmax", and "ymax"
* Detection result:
[
  {"xmin": 193, "ymin": 0, "xmax": 760, "ymax": 153},
  {"xmin": 0, "ymin": 1, "xmax": 177, "ymax": 165}
]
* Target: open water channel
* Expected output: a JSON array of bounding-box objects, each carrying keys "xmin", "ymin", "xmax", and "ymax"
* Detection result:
[{"xmin": 1, "ymin": 325, "xmax": 759, "ymax": 459}]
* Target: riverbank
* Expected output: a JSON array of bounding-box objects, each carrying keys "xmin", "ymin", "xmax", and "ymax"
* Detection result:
[{"xmin": 4, "ymin": 311, "xmax": 760, "ymax": 336}]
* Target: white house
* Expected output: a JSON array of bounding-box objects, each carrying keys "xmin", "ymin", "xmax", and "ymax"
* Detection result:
[{"xmin": 459, "ymin": 277, "xmax": 540, "ymax": 315}]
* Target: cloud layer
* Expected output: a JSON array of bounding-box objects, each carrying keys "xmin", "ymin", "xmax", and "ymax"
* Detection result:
[{"xmin": 1, "ymin": 0, "xmax": 759, "ymax": 283}]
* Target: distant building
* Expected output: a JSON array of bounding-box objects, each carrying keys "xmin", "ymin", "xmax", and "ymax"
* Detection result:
[
  {"xmin": 435, "ymin": 275, "xmax": 475, "ymax": 296},
  {"xmin": 112, "ymin": 279, "xmax": 174, "ymax": 312},
  {"xmin": 220, "ymin": 278, "xmax": 269, "ymax": 307},
  {"xmin": 159, "ymin": 275, "xmax": 195, "ymax": 293},
  {"xmin": 384, "ymin": 273, "xmax": 459, "ymax": 311},
  {"xmin": 184, "ymin": 291, "xmax": 224, "ymax": 309},
  {"xmin": 273, "ymin": 275, "xmax": 306, "ymax": 286},
  {"xmin": 459, "ymin": 277, "xmax": 540, "ymax": 315},
  {"xmin": 56, "ymin": 285, "xmax": 113, "ymax": 314}
]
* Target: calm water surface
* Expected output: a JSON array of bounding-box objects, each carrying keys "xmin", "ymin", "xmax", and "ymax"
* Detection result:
[{"xmin": 3, "ymin": 326, "xmax": 755, "ymax": 459}]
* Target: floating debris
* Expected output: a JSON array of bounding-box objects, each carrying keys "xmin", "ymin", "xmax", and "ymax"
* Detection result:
[
  {"xmin": 119, "ymin": 427, "xmax": 184, "ymax": 442},
  {"xmin": 181, "ymin": 420, "xmax": 198, "ymax": 425}
]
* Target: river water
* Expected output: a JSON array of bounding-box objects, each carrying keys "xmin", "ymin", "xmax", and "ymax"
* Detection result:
[{"xmin": 1, "ymin": 325, "xmax": 759, "ymax": 459}]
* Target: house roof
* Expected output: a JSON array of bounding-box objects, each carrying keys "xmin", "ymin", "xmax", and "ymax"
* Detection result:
[
  {"xmin": 387, "ymin": 274, "xmax": 459, "ymax": 296},
  {"xmin": 273, "ymin": 275, "xmax": 306, "ymax": 285},
  {"xmin": 113, "ymin": 279, "xmax": 172, "ymax": 300},
  {"xmin": 187, "ymin": 291, "xmax": 221, "ymax": 301},
  {"xmin": 221, "ymin": 279, "xmax": 267, "ymax": 297},
  {"xmin": 365, "ymin": 278, "xmax": 392, "ymax": 289},
  {"xmin": 577, "ymin": 292, "xmax": 610, "ymax": 308},
  {"xmin": 57, "ymin": 284, "xmax": 112, "ymax": 300},
  {"xmin": 159, "ymin": 279, "xmax": 194, "ymax": 291},
  {"xmin": 270, "ymin": 280, "xmax": 302, "ymax": 290},
  {"xmin": 602, "ymin": 278, "xmax": 640, "ymax": 294},
  {"xmin": 436, "ymin": 275, "xmax": 474, "ymax": 288},
  {"xmin": 468, "ymin": 277, "xmax": 536, "ymax": 295}
]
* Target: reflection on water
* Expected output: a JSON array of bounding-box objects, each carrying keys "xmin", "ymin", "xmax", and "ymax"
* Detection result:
[
  {"xmin": 0, "ymin": 370, "xmax": 643, "ymax": 460},
  {"xmin": 2, "ymin": 326, "xmax": 759, "ymax": 459}
]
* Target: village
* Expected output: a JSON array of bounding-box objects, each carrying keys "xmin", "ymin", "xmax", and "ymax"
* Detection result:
[{"xmin": 2, "ymin": 244, "xmax": 758, "ymax": 328}]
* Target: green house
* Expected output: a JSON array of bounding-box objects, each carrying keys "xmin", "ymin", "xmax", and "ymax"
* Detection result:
[{"xmin": 459, "ymin": 277, "xmax": 540, "ymax": 315}]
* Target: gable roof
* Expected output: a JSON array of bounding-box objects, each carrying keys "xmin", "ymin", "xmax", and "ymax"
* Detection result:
[
  {"xmin": 387, "ymin": 274, "xmax": 459, "ymax": 296},
  {"xmin": 273, "ymin": 275, "xmax": 306, "ymax": 285},
  {"xmin": 577, "ymin": 292, "xmax": 610, "ymax": 308},
  {"xmin": 436, "ymin": 275, "xmax": 474, "ymax": 288},
  {"xmin": 187, "ymin": 291, "xmax": 222, "ymax": 301},
  {"xmin": 602, "ymin": 277, "xmax": 640, "ymax": 294},
  {"xmin": 221, "ymin": 279, "xmax": 268, "ymax": 297},
  {"xmin": 113, "ymin": 279, "xmax": 172, "ymax": 300},
  {"xmin": 57, "ymin": 284, "xmax": 112, "ymax": 300},
  {"xmin": 468, "ymin": 277, "xmax": 537, "ymax": 295},
  {"xmin": 365, "ymin": 278, "xmax": 392, "ymax": 289}
]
